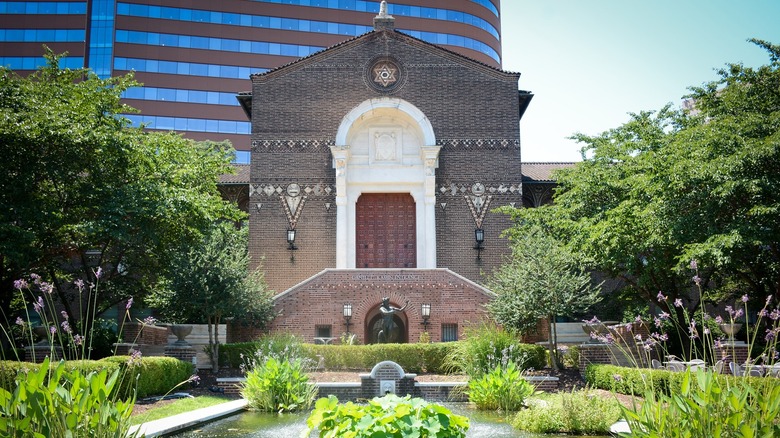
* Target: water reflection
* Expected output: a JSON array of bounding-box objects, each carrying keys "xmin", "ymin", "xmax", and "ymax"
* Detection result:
[{"xmin": 170, "ymin": 403, "xmax": 608, "ymax": 438}]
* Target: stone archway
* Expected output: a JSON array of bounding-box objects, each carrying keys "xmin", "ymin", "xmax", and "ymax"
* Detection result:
[
  {"xmin": 330, "ymin": 97, "xmax": 440, "ymax": 270},
  {"xmin": 364, "ymin": 302, "xmax": 409, "ymax": 344}
]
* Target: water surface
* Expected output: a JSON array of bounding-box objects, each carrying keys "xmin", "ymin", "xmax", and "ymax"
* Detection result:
[{"xmin": 170, "ymin": 403, "xmax": 608, "ymax": 438}]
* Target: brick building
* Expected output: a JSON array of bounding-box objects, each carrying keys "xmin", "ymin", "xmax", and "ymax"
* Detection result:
[{"xmin": 230, "ymin": 4, "xmax": 534, "ymax": 344}]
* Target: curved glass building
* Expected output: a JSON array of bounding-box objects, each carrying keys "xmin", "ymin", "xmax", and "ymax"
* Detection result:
[{"xmin": 0, "ymin": 1, "xmax": 501, "ymax": 158}]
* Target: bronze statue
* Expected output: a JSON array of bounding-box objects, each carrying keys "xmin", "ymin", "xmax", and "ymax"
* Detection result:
[{"xmin": 378, "ymin": 297, "xmax": 408, "ymax": 343}]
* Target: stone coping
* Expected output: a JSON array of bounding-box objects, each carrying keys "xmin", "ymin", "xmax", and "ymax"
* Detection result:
[
  {"xmin": 415, "ymin": 381, "xmax": 467, "ymax": 387},
  {"xmin": 130, "ymin": 399, "xmax": 247, "ymax": 437},
  {"xmin": 315, "ymin": 382, "xmax": 361, "ymax": 388}
]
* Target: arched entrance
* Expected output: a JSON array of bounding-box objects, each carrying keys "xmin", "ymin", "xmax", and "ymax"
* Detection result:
[
  {"xmin": 330, "ymin": 97, "xmax": 441, "ymax": 269},
  {"xmin": 364, "ymin": 302, "xmax": 408, "ymax": 344},
  {"xmin": 356, "ymin": 193, "xmax": 416, "ymax": 268}
]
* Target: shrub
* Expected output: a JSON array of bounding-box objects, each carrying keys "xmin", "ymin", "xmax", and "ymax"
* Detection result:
[
  {"xmin": 100, "ymin": 356, "xmax": 194, "ymax": 399},
  {"xmin": 241, "ymin": 357, "xmax": 317, "ymax": 413},
  {"xmin": 219, "ymin": 341, "xmax": 260, "ymax": 368},
  {"xmin": 446, "ymin": 323, "xmax": 546, "ymax": 377},
  {"xmin": 512, "ymin": 389, "xmax": 623, "ymax": 435},
  {"xmin": 466, "ymin": 362, "xmax": 538, "ymax": 411},
  {"xmin": 0, "ymin": 357, "xmax": 139, "ymax": 437},
  {"xmin": 622, "ymin": 368, "xmax": 780, "ymax": 437},
  {"xmin": 304, "ymin": 394, "xmax": 469, "ymax": 437}
]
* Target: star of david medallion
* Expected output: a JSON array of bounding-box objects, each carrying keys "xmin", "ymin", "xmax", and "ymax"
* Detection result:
[{"xmin": 373, "ymin": 62, "xmax": 398, "ymax": 87}]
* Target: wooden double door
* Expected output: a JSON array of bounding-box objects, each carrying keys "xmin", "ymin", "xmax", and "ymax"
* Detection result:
[{"xmin": 355, "ymin": 193, "xmax": 416, "ymax": 268}]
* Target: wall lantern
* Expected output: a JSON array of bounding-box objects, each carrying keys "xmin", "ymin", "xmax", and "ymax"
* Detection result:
[
  {"xmin": 343, "ymin": 303, "xmax": 353, "ymax": 334},
  {"xmin": 421, "ymin": 303, "xmax": 431, "ymax": 331},
  {"xmin": 286, "ymin": 228, "xmax": 297, "ymax": 250},
  {"xmin": 474, "ymin": 228, "xmax": 485, "ymax": 259}
]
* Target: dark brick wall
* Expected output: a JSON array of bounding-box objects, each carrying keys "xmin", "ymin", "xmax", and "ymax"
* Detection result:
[{"xmin": 249, "ymin": 30, "xmax": 522, "ymax": 294}]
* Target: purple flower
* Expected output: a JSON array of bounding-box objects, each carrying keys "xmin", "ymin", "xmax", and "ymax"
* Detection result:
[
  {"xmin": 61, "ymin": 310, "xmax": 69, "ymax": 320},
  {"xmin": 714, "ymin": 339, "xmax": 722, "ymax": 349},
  {"xmin": 735, "ymin": 309, "xmax": 744, "ymax": 319},
  {"xmin": 742, "ymin": 295, "xmax": 749, "ymax": 303},
  {"xmin": 770, "ymin": 309, "xmax": 780, "ymax": 321},
  {"xmin": 767, "ymin": 329, "xmax": 776, "ymax": 342},
  {"xmin": 703, "ymin": 327, "xmax": 710, "ymax": 335},
  {"xmin": 613, "ymin": 374, "xmax": 623, "ymax": 382},
  {"xmin": 693, "ymin": 275, "xmax": 702, "ymax": 286},
  {"xmin": 33, "ymin": 296, "xmax": 44, "ymax": 314},
  {"xmin": 30, "ymin": 273, "xmax": 41, "ymax": 284},
  {"xmin": 725, "ymin": 306, "xmax": 734, "ymax": 317},
  {"xmin": 583, "ymin": 316, "xmax": 601, "ymax": 325},
  {"xmin": 95, "ymin": 267, "xmax": 103, "ymax": 279},
  {"xmin": 74, "ymin": 334, "xmax": 83, "ymax": 346},
  {"xmin": 49, "ymin": 326, "xmax": 56, "ymax": 335},
  {"xmin": 715, "ymin": 315, "xmax": 724, "ymax": 324},
  {"xmin": 635, "ymin": 315, "xmax": 644, "ymax": 323},
  {"xmin": 654, "ymin": 317, "xmax": 662, "ymax": 328},
  {"xmin": 188, "ymin": 374, "xmax": 201, "ymax": 383},
  {"xmin": 128, "ymin": 349, "xmax": 143, "ymax": 366},
  {"xmin": 61, "ymin": 320, "xmax": 72, "ymax": 334},
  {"xmin": 74, "ymin": 279, "xmax": 85, "ymax": 290},
  {"xmin": 143, "ymin": 316, "xmax": 157, "ymax": 325},
  {"xmin": 15, "ymin": 317, "xmax": 25, "ymax": 326},
  {"xmin": 657, "ymin": 291, "xmax": 667, "ymax": 302},
  {"xmin": 39, "ymin": 282, "xmax": 53, "ymax": 294},
  {"xmin": 126, "ymin": 297, "xmax": 134, "ymax": 310},
  {"xmin": 659, "ymin": 312, "xmax": 670, "ymax": 320},
  {"xmin": 674, "ymin": 298, "xmax": 683, "ymax": 308},
  {"xmin": 689, "ymin": 260, "xmax": 698, "ymax": 270},
  {"xmin": 760, "ymin": 308, "xmax": 768, "ymax": 318},
  {"xmin": 13, "ymin": 279, "xmax": 29, "ymax": 290},
  {"xmin": 767, "ymin": 295, "xmax": 773, "ymax": 306}
]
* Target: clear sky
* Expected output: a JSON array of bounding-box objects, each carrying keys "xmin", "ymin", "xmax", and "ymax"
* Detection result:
[{"xmin": 500, "ymin": 0, "xmax": 780, "ymax": 162}]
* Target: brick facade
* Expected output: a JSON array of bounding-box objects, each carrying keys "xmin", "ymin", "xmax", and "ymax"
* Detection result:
[
  {"xmin": 242, "ymin": 20, "xmax": 530, "ymax": 342},
  {"xmin": 228, "ymin": 269, "xmax": 494, "ymax": 344}
]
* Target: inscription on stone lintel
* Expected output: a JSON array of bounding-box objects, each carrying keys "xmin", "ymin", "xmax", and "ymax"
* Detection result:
[{"xmin": 352, "ymin": 274, "xmax": 422, "ymax": 281}]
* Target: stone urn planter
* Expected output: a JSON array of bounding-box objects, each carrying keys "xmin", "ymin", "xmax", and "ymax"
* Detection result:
[
  {"xmin": 171, "ymin": 324, "xmax": 193, "ymax": 346},
  {"xmin": 719, "ymin": 323, "xmax": 743, "ymax": 343}
]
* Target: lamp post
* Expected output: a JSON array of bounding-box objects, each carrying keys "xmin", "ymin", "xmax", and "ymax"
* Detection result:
[
  {"xmin": 421, "ymin": 303, "xmax": 431, "ymax": 331},
  {"xmin": 343, "ymin": 303, "xmax": 352, "ymax": 335},
  {"xmin": 474, "ymin": 228, "xmax": 484, "ymax": 259}
]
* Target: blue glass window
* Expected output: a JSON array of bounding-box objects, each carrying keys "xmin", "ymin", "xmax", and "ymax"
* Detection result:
[
  {"xmin": 0, "ymin": 2, "xmax": 87, "ymax": 15},
  {"xmin": 1, "ymin": 56, "xmax": 83, "ymax": 70},
  {"xmin": 115, "ymin": 1, "xmax": 499, "ymax": 54},
  {"xmin": 118, "ymin": 112, "xmax": 253, "ymax": 136}
]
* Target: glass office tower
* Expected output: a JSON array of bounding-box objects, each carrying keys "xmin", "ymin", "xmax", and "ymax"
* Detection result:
[{"xmin": 0, "ymin": 1, "xmax": 501, "ymax": 159}]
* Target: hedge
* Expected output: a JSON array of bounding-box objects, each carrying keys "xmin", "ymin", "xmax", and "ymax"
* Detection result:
[
  {"xmin": 220, "ymin": 342, "xmax": 456, "ymax": 373},
  {"xmin": 0, "ymin": 356, "xmax": 193, "ymax": 399},
  {"xmin": 219, "ymin": 341, "xmax": 546, "ymax": 374},
  {"xmin": 101, "ymin": 356, "xmax": 194, "ymax": 398},
  {"xmin": 585, "ymin": 364, "xmax": 780, "ymax": 397}
]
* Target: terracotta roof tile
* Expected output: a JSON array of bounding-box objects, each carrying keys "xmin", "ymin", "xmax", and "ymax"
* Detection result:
[
  {"xmin": 219, "ymin": 164, "xmax": 249, "ymax": 184},
  {"xmin": 521, "ymin": 162, "xmax": 576, "ymax": 182}
]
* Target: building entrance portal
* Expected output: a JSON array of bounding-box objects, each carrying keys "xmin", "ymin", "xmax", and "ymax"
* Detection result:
[
  {"xmin": 356, "ymin": 193, "xmax": 416, "ymax": 268},
  {"xmin": 366, "ymin": 313, "xmax": 407, "ymax": 344}
]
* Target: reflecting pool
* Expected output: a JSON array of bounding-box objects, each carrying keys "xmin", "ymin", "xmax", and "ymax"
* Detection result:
[{"xmin": 169, "ymin": 403, "xmax": 609, "ymax": 438}]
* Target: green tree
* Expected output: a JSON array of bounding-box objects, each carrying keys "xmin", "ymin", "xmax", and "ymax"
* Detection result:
[
  {"xmin": 513, "ymin": 39, "xmax": 780, "ymax": 326},
  {"xmin": 486, "ymin": 225, "xmax": 602, "ymax": 370},
  {"xmin": 149, "ymin": 222, "xmax": 276, "ymax": 372},
  {"xmin": 0, "ymin": 50, "xmax": 242, "ymax": 343}
]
